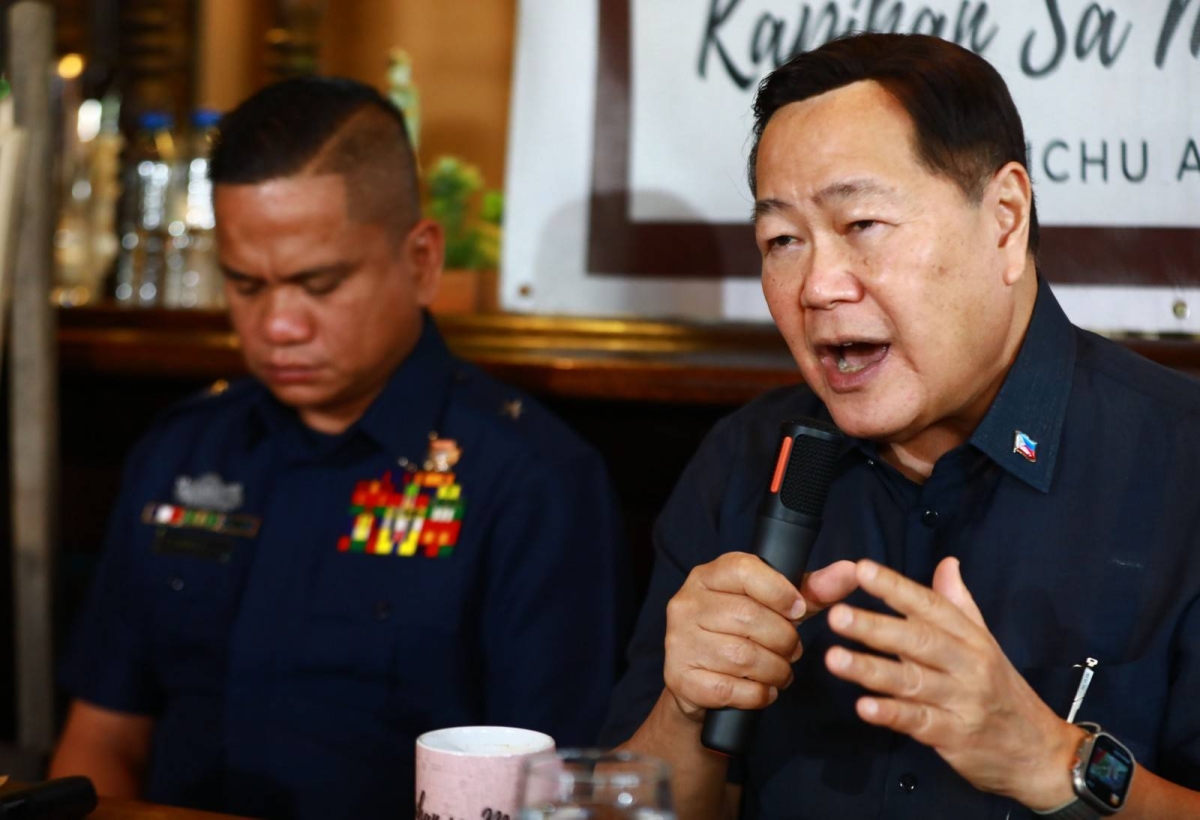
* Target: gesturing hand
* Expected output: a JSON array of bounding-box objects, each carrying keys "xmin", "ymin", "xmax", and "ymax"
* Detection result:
[
  {"xmin": 823, "ymin": 557, "xmax": 1085, "ymax": 811},
  {"xmin": 663, "ymin": 553, "xmax": 858, "ymax": 723}
]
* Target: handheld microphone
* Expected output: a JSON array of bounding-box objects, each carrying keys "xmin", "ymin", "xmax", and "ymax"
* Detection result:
[{"xmin": 700, "ymin": 418, "xmax": 844, "ymax": 757}]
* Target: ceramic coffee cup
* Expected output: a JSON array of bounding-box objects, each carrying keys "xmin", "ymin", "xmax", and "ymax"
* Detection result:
[{"xmin": 415, "ymin": 725, "xmax": 555, "ymax": 820}]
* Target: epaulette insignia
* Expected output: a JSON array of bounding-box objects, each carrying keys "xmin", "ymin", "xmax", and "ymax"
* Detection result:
[{"xmin": 500, "ymin": 398, "xmax": 523, "ymax": 420}]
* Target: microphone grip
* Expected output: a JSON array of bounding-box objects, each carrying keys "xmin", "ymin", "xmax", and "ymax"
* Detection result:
[
  {"xmin": 701, "ymin": 515, "xmax": 820, "ymax": 757},
  {"xmin": 753, "ymin": 514, "xmax": 820, "ymax": 585}
]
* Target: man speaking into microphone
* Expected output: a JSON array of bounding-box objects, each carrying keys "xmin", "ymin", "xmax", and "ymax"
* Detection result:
[{"xmin": 601, "ymin": 33, "xmax": 1200, "ymax": 819}]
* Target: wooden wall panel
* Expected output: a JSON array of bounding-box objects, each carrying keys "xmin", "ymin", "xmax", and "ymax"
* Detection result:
[
  {"xmin": 195, "ymin": 0, "xmax": 516, "ymax": 191},
  {"xmin": 321, "ymin": 0, "xmax": 516, "ymax": 191},
  {"xmin": 196, "ymin": 0, "xmax": 273, "ymax": 114}
]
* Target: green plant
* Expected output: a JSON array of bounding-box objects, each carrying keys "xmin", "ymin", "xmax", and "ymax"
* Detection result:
[{"xmin": 426, "ymin": 156, "xmax": 503, "ymax": 270}]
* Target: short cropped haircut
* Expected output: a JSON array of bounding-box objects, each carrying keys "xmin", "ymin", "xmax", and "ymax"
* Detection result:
[
  {"xmin": 749, "ymin": 33, "xmax": 1039, "ymax": 254},
  {"xmin": 209, "ymin": 76, "xmax": 420, "ymax": 238}
]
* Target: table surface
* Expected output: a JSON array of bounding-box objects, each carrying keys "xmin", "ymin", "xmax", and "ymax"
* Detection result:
[
  {"xmin": 0, "ymin": 780, "xmax": 251, "ymax": 819},
  {"xmin": 89, "ymin": 797, "xmax": 252, "ymax": 819}
]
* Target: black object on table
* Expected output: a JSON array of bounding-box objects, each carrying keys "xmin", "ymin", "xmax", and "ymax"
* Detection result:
[{"xmin": 0, "ymin": 777, "xmax": 98, "ymax": 819}]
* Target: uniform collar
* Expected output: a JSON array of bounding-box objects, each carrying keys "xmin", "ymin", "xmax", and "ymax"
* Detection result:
[
  {"xmin": 968, "ymin": 278, "xmax": 1075, "ymax": 493},
  {"xmin": 356, "ymin": 313, "xmax": 458, "ymax": 460},
  {"xmin": 251, "ymin": 313, "xmax": 458, "ymax": 463}
]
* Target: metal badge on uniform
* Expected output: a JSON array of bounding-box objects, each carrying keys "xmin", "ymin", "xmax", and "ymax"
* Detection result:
[
  {"xmin": 424, "ymin": 437, "xmax": 462, "ymax": 473},
  {"xmin": 337, "ymin": 438, "xmax": 466, "ymax": 558},
  {"xmin": 174, "ymin": 473, "xmax": 244, "ymax": 512},
  {"xmin": 1013, "ymin": 430, "xmax": 1038, "ymax": 463}
]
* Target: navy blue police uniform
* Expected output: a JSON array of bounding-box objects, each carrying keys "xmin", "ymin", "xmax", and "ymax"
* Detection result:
[
  {"xmin": 600, "ymin": 282, "xmax": 1200, "ymax": 819},
  {"xmin": 62, "ymin": 315, "xmax": 627, "ymax": 819}
]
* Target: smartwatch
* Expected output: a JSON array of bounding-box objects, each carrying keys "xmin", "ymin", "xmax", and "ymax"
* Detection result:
[{"xmin": 1037, "ymin": 723, "xmax": 1136, "ymax": 818}]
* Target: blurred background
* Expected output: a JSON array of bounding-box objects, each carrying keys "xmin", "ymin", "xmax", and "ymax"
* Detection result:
[{"xmin": 45, "ymin": 0, "xmax": 514, "ymax": 312}]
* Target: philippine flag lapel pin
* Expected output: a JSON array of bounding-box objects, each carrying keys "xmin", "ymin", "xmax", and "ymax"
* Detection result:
[{"xmin": 1013, "ymin": 430, "xmax": 1038, "ymax": 463}]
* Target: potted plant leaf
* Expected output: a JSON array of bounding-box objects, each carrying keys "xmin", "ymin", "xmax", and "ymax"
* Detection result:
[{"xmin": 425, "ymin": 156, "xmax": 502, "ymax": 314}]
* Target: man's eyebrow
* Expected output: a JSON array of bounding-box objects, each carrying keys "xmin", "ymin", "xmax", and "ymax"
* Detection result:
[
  {"xmin": 219, "ymin": 263, "xmax": 253, "ymax": 280},
  {"xmin": 278, "ymin": 263, "xmax": 355, "ymax": 285},
  {"xmin": 751, "ymin": 180, "xmax": 897, "ymax": 222},
  {"xmin": 752, "ymin": 198, "xmax": 789, "ymax": 222},
  {"xmin": 217, "ymin": 262, "xmax": 355, "ymax": 283},
  {"xmin": 813, "ymin": 178, "xmax": 897, "ymax": 205}
]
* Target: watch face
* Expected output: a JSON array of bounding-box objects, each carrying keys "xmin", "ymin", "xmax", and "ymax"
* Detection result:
[{"xmin": 1085, "ymin": 734, "xmax": 1135, "ymax": 809}]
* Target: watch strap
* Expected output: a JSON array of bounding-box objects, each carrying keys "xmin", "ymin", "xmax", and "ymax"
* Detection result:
[{"xmin": 1034, "ymin": 798, "xmax": 1102, "ymax": 820}]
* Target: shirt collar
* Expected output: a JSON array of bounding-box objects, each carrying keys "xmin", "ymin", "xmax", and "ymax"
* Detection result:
[
  {"xmin": 252, "ymin": 313, "xmax": 458, "ymax": 463},
  {"xmin": 968, "ymin": 278, "xmax": 1075, "ymax": 493},
  {"xmin": 357, "ymin": 313, "xmax": 458, "ymax": 459}
]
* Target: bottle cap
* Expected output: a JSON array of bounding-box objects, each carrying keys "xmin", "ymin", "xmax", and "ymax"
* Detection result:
[
  {"xmin": 191, "ymin": 108, "xmax": 222, "ymax": 129},
  {"xmin": 137, "ymin": 110, "xmax": 174, "ymax": 131}
]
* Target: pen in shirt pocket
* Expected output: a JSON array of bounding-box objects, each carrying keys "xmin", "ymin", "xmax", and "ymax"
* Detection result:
[{"xmin": 1066, "ymin": 657, "xmax": 1098, "ymax": 723}]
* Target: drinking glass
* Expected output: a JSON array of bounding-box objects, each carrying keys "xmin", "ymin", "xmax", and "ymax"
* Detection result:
[{"xmin": 519, "ymin": 749, "xmax": 675, "ymax": 819}]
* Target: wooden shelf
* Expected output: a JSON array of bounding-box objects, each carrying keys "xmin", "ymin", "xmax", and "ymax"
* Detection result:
[
  {"xmin": 57, "ymin": 305, "xmax": 803, "ymax": 405},
  {"xmin": 56, "ymin": 305, "xmax": 1200, "ymax": 406}
]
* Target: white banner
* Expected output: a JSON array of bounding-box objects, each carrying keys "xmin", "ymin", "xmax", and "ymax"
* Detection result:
[{"xmin": 503, "ymin": 0, "xmax": 1200, "ymax": 331}]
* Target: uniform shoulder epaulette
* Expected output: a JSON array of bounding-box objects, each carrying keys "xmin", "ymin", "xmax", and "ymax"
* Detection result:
[
  {"xmin": 162, "ymin": 376, "xmax": 259, "ymax": 420},
  {"xmin": 450, "ymin": 365, "xmax": 529, "ymax": 425},
  {"xmin": 449, "ymin": 364, "xmax": 588, "ymax": 460}
]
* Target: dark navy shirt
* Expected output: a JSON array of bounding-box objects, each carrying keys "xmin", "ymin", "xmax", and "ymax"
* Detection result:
[
  {"xmin": 62, "ymin": 316, "xmax": 627, "ymax": 820},
  {"xmin": 601, "ymin": 283, "xmax": 1200, "ymax": 819}
]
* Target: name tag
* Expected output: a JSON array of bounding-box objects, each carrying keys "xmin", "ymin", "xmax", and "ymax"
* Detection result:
[{"xmin": 153, "ymin": 527, "xmax": 235, "ymax": 563}]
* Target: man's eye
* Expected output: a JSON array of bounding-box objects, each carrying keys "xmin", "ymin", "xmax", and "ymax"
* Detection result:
[
  {"xmin": 849, "ymin": 220, "xmax": 878, "ymax": 232},
  {"xmin": 231, "ymin": 280, "xmax": 263, "ymax": 296},
  {"xmin": 768, "ymin": 235, "xmax": 797, "ymax": 249},
  {"xmin": 303, "ymin": 278, "xmax": 341, "ymax": 296}
]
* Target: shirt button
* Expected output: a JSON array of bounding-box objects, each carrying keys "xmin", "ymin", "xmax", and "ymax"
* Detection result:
[
  {"xmin": 898, "ymin": 773, "xmax": 918, "ymax": 793},
  {"xmin": 372, "ymin": 600, "xmax": 392, "ymax": 621},
  {"xmin": 167, "ymin": 575, "xmax": 185, "ymax": 592},
  {"xmin": 921, "ymin": 509, "xmax": 939, "ymax": 527}
]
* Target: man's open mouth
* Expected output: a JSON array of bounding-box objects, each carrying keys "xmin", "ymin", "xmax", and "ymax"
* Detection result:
[{"xmin": 828, "ymin": 341, "xmax": 890, "ymax": 374}]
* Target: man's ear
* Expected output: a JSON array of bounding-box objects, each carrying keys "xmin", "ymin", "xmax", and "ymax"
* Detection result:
[
  {"xmin": 402, "ymin": 218, "xmax": 445, "ymax": 306},
  {"xmin": 989, "ymin": 161, "xmax": 1033, "ymax": 286}
]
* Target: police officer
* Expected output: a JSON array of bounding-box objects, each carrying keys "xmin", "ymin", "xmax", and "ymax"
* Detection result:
[
  {"xmin": 602, "ymin": 34, "xmax": 1200, "ymax": 819},
  {"xmin": 50, "ymin": 77, "xmax": 627, "ymax": 819}
]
